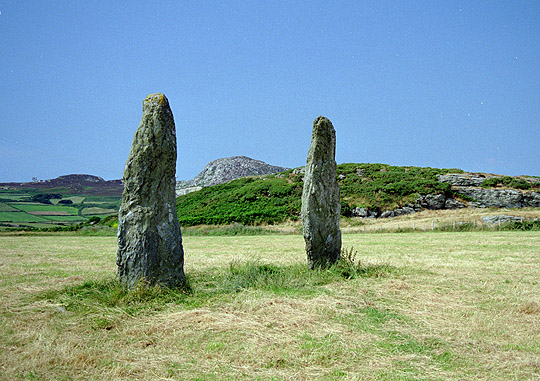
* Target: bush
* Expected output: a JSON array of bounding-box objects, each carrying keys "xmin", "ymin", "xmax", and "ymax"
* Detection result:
[
  {"xmin": 31, "ymin": 193, "xmax": 62, "ymax": 204},
  {"xmin": 481, "ymin": 177, "xmax": 532, "ymax": 190}
]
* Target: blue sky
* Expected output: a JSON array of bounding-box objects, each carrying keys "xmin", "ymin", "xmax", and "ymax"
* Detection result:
[{"xmin": 1, "ymin": 1, "xmax": 539, "ymax": 182}]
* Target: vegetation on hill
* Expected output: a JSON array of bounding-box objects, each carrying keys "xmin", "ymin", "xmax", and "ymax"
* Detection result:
[
  {"xmin": 480, "ymin": 176, "xmax": 533, "ymax": 190},
  {"xmin": 176, "ymin": 163, "xmax": 463, "ymax": 226}
]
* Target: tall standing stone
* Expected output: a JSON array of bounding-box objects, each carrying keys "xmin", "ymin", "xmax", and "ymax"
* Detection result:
[
  {"xmin": 301, "ymin": 116, "xmax": 342, "ymax": 268},
  {"xmin": 117, "ymin": 93, "xmax": 186, "ymax": 288}
]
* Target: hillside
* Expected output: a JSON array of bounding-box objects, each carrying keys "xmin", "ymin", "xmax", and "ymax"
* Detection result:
[
  {"xmin": 0, "ymin": 174, "xmax": 122, "ymax": 230},
  {"xmin": 0, "ymin": 174, "xmax": 123, "ymax": 196},
  {"xmin": 176, "ymin": 163, "xmax": 540, "ymax": 226},
  {"xmin": 176, "ymin": 156, "xmax": 289, "ymax": 196}
]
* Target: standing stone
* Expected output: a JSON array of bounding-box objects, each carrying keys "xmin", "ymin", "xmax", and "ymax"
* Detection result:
[
  {"xmin": 117, "ymin": 93, "xmax": 185, "ymax": 288},
  {"xmin": 301, "ymin": 116, "xmax": 342, "ymax": 268}
]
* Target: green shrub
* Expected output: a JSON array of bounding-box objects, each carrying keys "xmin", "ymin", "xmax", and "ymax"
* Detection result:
[
  {"xmin": 481, "ymin": 177, "xmax": 532, "ymax": 190},
  {"xmin": 502, "ymin": 220, "xmax": 540, "ymax": 231}
]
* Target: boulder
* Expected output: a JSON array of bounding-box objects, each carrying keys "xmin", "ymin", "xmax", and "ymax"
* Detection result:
[
  {"xmin": 301, "ymin": 116, "xmax": 342, "ymax": 269},
  {"xmin": 352, "ymin": 207, "xmax": 369, "ymax": 218},
  {"xmin": 444, "ymin": 198, "xmax": 466, "ymax": 209},
  {"xmin": 117, "ymin": 93, "xmax": 186, "ymax": 289},
  {"xmin": 416, "ymin": 194, "xmax": 447, "ymax": 210}
]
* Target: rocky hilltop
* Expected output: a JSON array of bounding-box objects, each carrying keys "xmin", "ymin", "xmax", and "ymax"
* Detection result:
[{"xmin": 176, "ymin": 156, "xmax": 289, "ymax": 196}]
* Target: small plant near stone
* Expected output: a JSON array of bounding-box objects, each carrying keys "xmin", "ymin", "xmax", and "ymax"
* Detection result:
[{"xmin": 334, "ymin": 246, "xmax": 395, "ymax": 279}]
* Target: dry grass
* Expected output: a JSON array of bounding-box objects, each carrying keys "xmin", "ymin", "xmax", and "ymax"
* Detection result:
[
  {"xmin": 342, "ymin": 207, "xmax": 540, "ymax": 233},
  {"xmin": 1, "ymin": 232, "xmax": 539, "ymax": 380}
]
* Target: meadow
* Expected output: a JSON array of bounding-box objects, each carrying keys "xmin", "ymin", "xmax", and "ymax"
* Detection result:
[
  {"xmin": 0, "ymin": 190, "xmax": 120, "ymax": 229},
  {"xmin": 0, "ymin": 232, "xmax": 539, "ymax": 380}
]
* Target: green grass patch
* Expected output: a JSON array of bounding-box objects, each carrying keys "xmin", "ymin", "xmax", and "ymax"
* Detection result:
[
  {"xmin": 0, "ymin": 202, "xmax": 18, "ymax": 212},
  {"xmin": 0, "ymin": 211, "xmax": 48, "ymax": 222},
  {"xmin": 81, "ymin": 207, "xmax": 117, "ymax": 215},
  {"xmin": 10, "ymin": 203, "xmax": 80, "ymax": 215},
  {"xmin": 38, "ymin": 255, "xmax": 397, "ymax": 316},
  {"xmin": 182, "ymin": 223, "xmax": 282, "ymax": 236},
  {"xmin": 41, "ymin": 215, "xmax": 85, "ymax": 222},
  {"xmin": 0, "ymin": 192, "xmax": 27, "ymax": 201}
]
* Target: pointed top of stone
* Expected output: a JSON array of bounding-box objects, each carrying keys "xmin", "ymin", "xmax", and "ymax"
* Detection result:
[
  {"xmin": 144, "ymin": 93, "xmax": 169, "ymax": 107},
  {"xmin": 307, "ymin": 116, "xmax": 336, "ymax": 163}
]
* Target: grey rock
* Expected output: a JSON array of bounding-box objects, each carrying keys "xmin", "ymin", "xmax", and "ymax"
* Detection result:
[
  {"xmin": 481, "ymin": 215, "xmax": 523, "ymax": 225},
  {"xmin": 301, "ymin": 116, "xmax": 342, "ymax": 269},
  {"xmin": 523, "ymin": 192, "xmax": 540, "ymax": 207},
  {"xmin": 175, "ymin": 186, "xmax": 203, "ymax": 196},
  {"xmin": 457, "ymin": 188, "xmax": 523, "ymax": 208},
  {"xmin": 394, "ymin": 206, "xmax": 416, "ymax": 216},
  {"xmin": 117, "ymin": 93, "xmax": 185, "ymax": 289},
  {"xmin": 176, "ymin": 156, "xmax": 288, "ymax": 196},
  {"xmin": 416, "ymin": 194, "xmax": 447, "ymax": 210},
  {"xmin": 352, "ymin": 207, "xmax": 369, "ymax": 218},
  {"xmin": 292, "ymin": 166, "xmax": 306, "ymax": 175},
  {"xmin": 380, "ymin": 211, "xmax": 394, "ymax": 218},
  {"xmin": 437, "ymin": 173, "xmax": 494, "ymax": 187},
  {"xmin": 444, "ymin": 198, "xmax": 466, "ymax": 209}
]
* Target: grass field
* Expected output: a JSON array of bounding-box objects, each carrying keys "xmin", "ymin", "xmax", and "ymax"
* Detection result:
[
  {"xmin": 10, "ymin": 203, "xmax": 80, "ymax": 215},
  {"xmin": 81, "ymin": 207, "xmax": 118, "ymax": 216},
  {"xmin": 0, "ymin": 232, "xmax": 539, "ymax": 380},
  {"xmin": 0, "ymin": 211, "xmax": 48, "ymax": 223},
  {"xmin": 0, "ymin": 203, "xmax": 18, "ymax": 212}
]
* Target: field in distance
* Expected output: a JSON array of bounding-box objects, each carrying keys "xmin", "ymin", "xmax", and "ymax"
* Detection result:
[
  {"xmin": 0, "ymin": 188, "xmax": 120, "ymax": 229},
  {"xmin": 1, "ymin": 232, "xmax": 539, "ymax": 379}
]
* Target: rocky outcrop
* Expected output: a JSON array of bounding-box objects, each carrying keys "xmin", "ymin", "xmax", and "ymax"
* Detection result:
[
  {"xmin": 117, "ymin": 93, "xmax": 185, "ymax": 289},
  {"xmin": 458, "ymin": 188, "xmax": 524, "ymax": 208},
  {"xmin": 301, "ymin": 116, "xmax": 341, "ymax": 269},
  {"xmin": 176, "ymin": 156, "xmax": 288, "ymax": 196},
  {"xmin": 439, "ymin": 173, "xmax": 540, "ymax": 208},
  {"xmin": 436, "ymin": 173, "xmax": 497, "ymax": 187}
]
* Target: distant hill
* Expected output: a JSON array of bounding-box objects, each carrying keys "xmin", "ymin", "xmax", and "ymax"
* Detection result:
[
  {"xmin": 0, "ymin": 174, "xmax": 123, "ymax": 196},
  {"xmin": 176, "ymin": 156, "xmax": 289, "ymax": 196},
  {"xmin": 0, "ymin": 174, "xmax": 123, "ymax": 230},
  {"xmin": 176, "ymin": 163, "xmax": 540, "ymax": 226}
]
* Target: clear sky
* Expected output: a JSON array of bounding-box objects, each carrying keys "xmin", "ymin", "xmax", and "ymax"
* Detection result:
[{"xmin": 1, "ymin": 1, "xmax": 539, "ymax": 182}]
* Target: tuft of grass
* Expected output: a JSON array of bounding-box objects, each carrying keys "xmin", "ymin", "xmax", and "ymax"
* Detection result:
[
  {"xmin": 333, "ymin": 246, "xmax": 396, "ymax": 279},
  {"xmin": 40, "ymin": 276, "xmax": 192, "ymax": 322}
]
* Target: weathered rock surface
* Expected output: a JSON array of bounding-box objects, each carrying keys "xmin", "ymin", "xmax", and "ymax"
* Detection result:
[
  {"xmin": 301, "ymin": 116, "xmax": 341, "ymax": 268},
  {"xmin": 524, "ymin": 192, "xmax": 540, "ymax": 207},
  {"xmin": 458, "ymin": 188, "xmax": 524, "ymax": 208},
  {"xmin": 117, "ymin": 93, "xmax": 185, "ymax": 288},
  {"xmin": 437, "ymin": 173, "xmax": 496, "ymax": 187},
  {"xmin": 176, "ymin": 156, "xmax": 288, "ymax": 196},
  {"xmin": 481, "ymin": 215, "xmax": 524, "ymax": 225}
]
